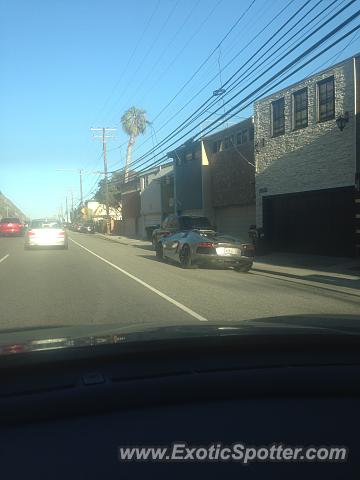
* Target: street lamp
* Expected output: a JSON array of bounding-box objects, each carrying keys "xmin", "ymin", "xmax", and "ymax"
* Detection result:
[{"xmin": 336, "ymin": 111, "xmax": 349, "ymax": 131}]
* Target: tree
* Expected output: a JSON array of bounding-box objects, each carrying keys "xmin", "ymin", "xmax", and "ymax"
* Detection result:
[
  {"xmin": 94, "ymin": 171, "xmax": 123, "ymax": 207},
  {"xmin": 121, "ymin": 107, "xmax": 149, "ymax": 182}
]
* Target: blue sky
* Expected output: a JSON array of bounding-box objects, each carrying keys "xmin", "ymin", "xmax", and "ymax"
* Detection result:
[{"xmin": 1, "ymin": 0, "xmax": 359, "ymax": 218}]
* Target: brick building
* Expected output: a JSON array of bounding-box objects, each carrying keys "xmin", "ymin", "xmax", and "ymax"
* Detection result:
[
  {"xmin": 254, "ymin": 54, "xmax": 360, "ymax": 256},
  {"xmin": 203, "ymin": 118, "xmax": 255, "ymax": 239}
]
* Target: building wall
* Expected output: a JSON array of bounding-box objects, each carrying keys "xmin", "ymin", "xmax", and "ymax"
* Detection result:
[
  {"xmin": 122, "ymin": 190, "xmax": 140, "ymax": 237},
  {"xmin": 356, "ymin": 56, "xmax": 360, "ymax": 180},
  {"xmin": 202, "ymin": 118, "xmax": 255, "ymax": 236},
  {"xmin": 140, "ymin": 180, "xmax": 162, "ymax": 217},
  {"xmin": 174, "ymin": 149, "xmax": 203, "ymax": 213},
  {"xmin": 215, "ymin": 204, "xmax": 255, "ymax": 240},
  {"xmin": 255, "ymin": 57, "xmax": 356, "ymax": 227},
  {"xmin": 161, "ymin": 174, "xmax": 174, "ymax": 216}
]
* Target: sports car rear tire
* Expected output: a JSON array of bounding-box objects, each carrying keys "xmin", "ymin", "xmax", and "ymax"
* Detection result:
[
  {"xmin": 179, "ymin": 245, "xmax": 196, "ymax": 269},
  {"xmin": 234, "ymin": 264, "xmax": 252, "ymax": 273}
]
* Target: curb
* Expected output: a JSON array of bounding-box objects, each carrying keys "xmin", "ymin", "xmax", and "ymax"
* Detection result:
[{"xmin": 95, "ymin": 233, "xmax": 150, "ymax": 247}]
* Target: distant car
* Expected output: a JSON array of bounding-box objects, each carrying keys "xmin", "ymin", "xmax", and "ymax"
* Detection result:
[
  {"xmin": 24, "ymin": 220, "xmax": 68, "ymax": 250},
  {"xmin": 156, "ymin": 229, "xmax": 254, "ymax": 271},
  {"xmin": 152, "ymin": 215, "xmax": 213, "ymax": 249},
  {"xmin": 70, "ymin": 223, "xmax": 82, "ymax": 232},
  {"xmin": 79, "ymin": 222, "xmax": 95, "ymax": 234},
  {"xmin": 0, "ymin": 217, "xmax": 24, "ymax": 237}
]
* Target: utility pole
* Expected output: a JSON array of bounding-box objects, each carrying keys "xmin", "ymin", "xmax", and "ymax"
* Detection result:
[
  {"xmin": 56, "ymin": 170, "xmax": 100, "ymax": 222},
  {"xmin": 79, "ymin": 169, "xmax": 83, "ymax": 207},
  {"xmin": 56, "ymin": 168, "xmax": 85, "ymax": 211},
  {"xmin": 65, "ymin": 196, "xmax": 69, "ymax": 223},
  {"xmin": 90, "ymin": 127, "xmax": 116, "ymax": 234}
]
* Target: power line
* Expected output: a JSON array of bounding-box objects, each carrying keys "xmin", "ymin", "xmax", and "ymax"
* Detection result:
[
  {"xmin": 123, "ymin": 0, "xmax": 349, "ymax": 171},
  {"xmin": 196, "ymin": 22, "xmax": 360, "ymax": 141},
  {"xmin": 110, "ymin": 13, "xmax": 360, "ymax": 185},
  {"xmin": 115, "ymin": 0, "xmax": 222, "ymax": 122},
  {"xmin": 93, "ymin": 0, "xmax": 161, "ymax": 125},
  {"xmin": 105, "ymin": 0, "xmax": 200, "ymax": 122},
  {"xmin": 105, "ymin": 0, "xmax": 297, "ymax": 160},
  {"xmin": 140, "ymin": 0, "xmax": 257, "ymax": 127}
]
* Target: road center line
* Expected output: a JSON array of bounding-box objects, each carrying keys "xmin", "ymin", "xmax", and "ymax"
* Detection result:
[
  {"xmin": 70, "ymin": 238, "xmax": 208, "ymax": 322},
  {"xmin": 0, "ymin": 254, "xmax": 10, "ymax": 265}
]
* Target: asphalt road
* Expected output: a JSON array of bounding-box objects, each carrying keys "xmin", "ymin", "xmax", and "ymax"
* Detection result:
[{"xmin": 0, "ymin": 232, "xmax": 359, "ymax": 331}]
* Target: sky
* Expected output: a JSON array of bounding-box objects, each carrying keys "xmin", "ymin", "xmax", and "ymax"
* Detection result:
[{"xmin": 1, "ymin": 0, "xmax": 359, "ymax": 218}]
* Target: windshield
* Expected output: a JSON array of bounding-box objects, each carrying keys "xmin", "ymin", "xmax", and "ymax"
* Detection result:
[
  {"xmin": 29, "ymin": 220, "xmax": 61, "ymax": 228},
  {"xmin": 0, "ymin": 0, "xmax": 360, "ymax": 356}
]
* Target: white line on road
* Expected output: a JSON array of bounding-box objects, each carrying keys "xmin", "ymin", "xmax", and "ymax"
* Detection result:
[
  {"xmin": 0, "ymin": 254, "xmax": 10, "ymax": 265},
  {"xmin": 70, "ymin": 238, "xmax": 208, "ymax": 322}
]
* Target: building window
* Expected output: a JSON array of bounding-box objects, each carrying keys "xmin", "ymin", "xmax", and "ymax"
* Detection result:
[
  {"xmin": 224, "ymin": 135, "xmax": 234, "ymax": 150},
  {"xmin": 212, "ymin": 140, "xmax": 221, "ymax": 153},
  {"xmin": 293, "ymin": 88, "xmax": 308, "ymax": 130},
  {"xmin": 271, "ymin": 97, "xmax": 285, "ymax": 137},
  {"xmin": 317, "ymin": 76, "xmax": 335, "ymax": 122},
  {"xmin": 236, "ymin": 132, "xmax": 242, "ymax": 145},
  {"xmin": 242, "ymin": 129, "xmax": 248, "ymax": 144},
  {"xmin": 185, "ymin": 152, "xmax": 192, "ymax": 162}
]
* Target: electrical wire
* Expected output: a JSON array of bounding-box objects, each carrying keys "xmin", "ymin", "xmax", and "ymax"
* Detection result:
[
  {"xmin": 108, "ymin": 15, "xmax": 360, "ymax": 186},
  {"xmin": 121, "ymin": 0, "xmax": 352, "ymax": 171},
  {"xmin": 121, "ymin": 0, "xmax": 298, "ymax": 156},
  {"xmin": 93, "ymin": 0, "xmax": 161, "ymax": 125},
  {"xmin": 104, "ymin": 0, "xmax": 297, "ymax": 157}
]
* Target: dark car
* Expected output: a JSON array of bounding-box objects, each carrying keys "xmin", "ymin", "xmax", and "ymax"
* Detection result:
[
  {"xmin": 0, "ymin": 217, "xmax": 24, "ymax": 237},
  {"xmin": 152, "ymin": 215, "xmax": 213, "ymax": 249},
  {"xmin": 79, "ymin": 221, "xmax": 95, "ymax": 234},
  {"xmin": 156, "ymin": 229, "xmax": 254, "ymax": 271}
]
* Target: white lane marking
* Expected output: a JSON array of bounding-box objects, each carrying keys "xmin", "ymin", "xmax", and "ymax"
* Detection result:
[
  {"xmin": 0, "ymin": 254, "xmax": 10, "ymax": 265},
  {"xmin": 70, "ymin": 238, "xmax": 208, "ymax": 322}
]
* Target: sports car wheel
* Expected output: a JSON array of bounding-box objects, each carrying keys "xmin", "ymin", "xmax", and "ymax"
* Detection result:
[
  {"xmin": 179, "ymin": 245, "xmax": 195, "ymax": 269},
  {"xmin": 234, "ymin": 264, "xmax": 252, "ymax": 273}
]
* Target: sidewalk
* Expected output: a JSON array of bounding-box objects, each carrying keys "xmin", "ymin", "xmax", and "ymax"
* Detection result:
[
  {"xmin": 253, "ymin": 253, "xmax": 360, "ymax": 295},
  {"xmin": 96, "ymin": 233, "xmax": 360, "ymax": 274},
  {"xmin": 253, "ymin": 252, "xmax": 360, "ymax": 275},
  {"xmin": 95, "ymin": 232, "xmax": 151, "ymax": 248}
]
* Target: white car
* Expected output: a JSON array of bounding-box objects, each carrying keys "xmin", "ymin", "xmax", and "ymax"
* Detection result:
[{"xmin": 24, "ymin": 220, "xmax": 68, "ymax": 250}]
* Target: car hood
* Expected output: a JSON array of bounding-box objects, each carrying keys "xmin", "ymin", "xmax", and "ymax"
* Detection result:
[{"xmin": 0, "ymin": 314, "xmax": 359, "ymax": 356}]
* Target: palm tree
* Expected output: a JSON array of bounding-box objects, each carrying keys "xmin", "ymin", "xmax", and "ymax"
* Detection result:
[{"xmin": 121, "ymin": 107, "xmax": 149, "ymax": 182}]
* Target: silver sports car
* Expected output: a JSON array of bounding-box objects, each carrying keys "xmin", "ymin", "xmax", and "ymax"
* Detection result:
[{"xmin": 156, "ymin": 229, "xmax": 254, "ymax": 271}]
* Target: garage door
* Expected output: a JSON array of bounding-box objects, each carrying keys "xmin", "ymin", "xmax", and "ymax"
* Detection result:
[
  {"xmin": 262, "ymin": 187, "xmax": 354, "ymax": 256},
  {"xmin": 215, "ymin": 205, "xmax": 255, "ymax": 240},
  {"xmin": 143, "ymin": 214, "xmax": 161, "ymax": 227}
]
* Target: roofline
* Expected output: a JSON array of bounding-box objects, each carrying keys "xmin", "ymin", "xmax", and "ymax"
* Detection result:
[
  {"xmin": 201, "ymin": 117, "xmax": 253, "ymax": 142},
  {"xmin": 255, "ymin": 52, "xmax": 360, "ymax": 104},
  {"xmin": 167, "ymin": 117, "xmax": 254, "ymax": 157},
  {"xmin": 139, "ymin": 161, "xmax": 173, "ymax": 176}
]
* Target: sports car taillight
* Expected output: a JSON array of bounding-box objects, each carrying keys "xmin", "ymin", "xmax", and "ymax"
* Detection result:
[
  {"xmin": 27, "ymin": 230, "xmax": 35, "ymax": 236},
  {"xmin": 58, "ymin": 231, "xmax": 65, "ymax": 237},
  {"xmin": 197, "ymin": 242, "xmax": 214, "ymax": 248},
  {"xmin": 242, "ymin": 244, "xmax": 255, "ymax": 251}
]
